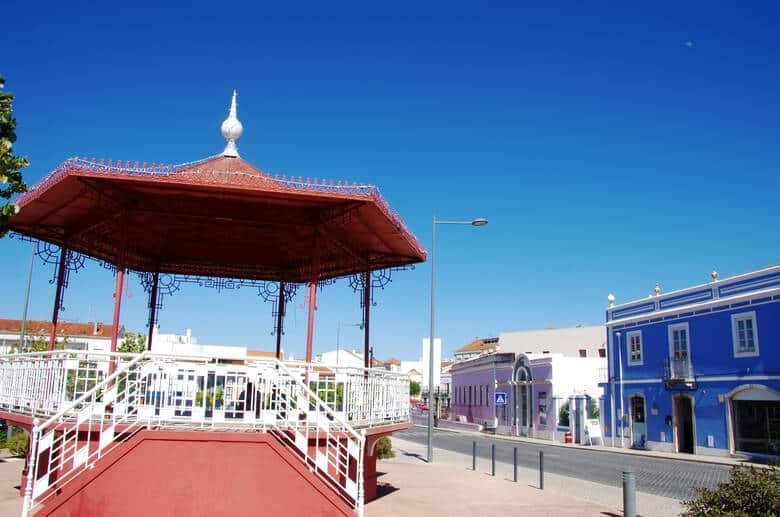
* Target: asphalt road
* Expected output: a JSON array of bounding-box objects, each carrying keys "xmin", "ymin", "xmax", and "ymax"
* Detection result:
[{"xmin": 396, "ymin": 425, "xmax": 732, "ymax": 500}]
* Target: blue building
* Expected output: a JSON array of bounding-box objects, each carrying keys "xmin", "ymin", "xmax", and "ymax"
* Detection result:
[{"xmin": 601, "ymin": 265, "xmax": 780, "ymax": 458}]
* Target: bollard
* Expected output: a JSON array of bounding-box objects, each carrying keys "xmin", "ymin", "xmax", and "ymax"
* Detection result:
[
  {"xmin": 623, "ymin": 471, "xmax": 636, "ymax": 517},
  {"xmin": 491, "ymin": 443, "xmax": 496, "ymax": 476},
  {"xmin": 539, "ymin": 450, "xmax": 544, "ymax": 489},
  {"xmin": 472, "ymin": 441, "xmax": 477, "ymax": 471},
  {"xmin": 513, "ymin": 447, "xmax": 518, "ymax": 482}
]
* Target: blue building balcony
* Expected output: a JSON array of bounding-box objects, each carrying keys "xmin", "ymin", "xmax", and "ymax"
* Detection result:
[{"xmin": 663, "ymin": 357, "xmax": 695, "ymax": 385}]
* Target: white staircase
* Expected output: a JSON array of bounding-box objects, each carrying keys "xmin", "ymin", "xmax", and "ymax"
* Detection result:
[{"xmin": 0, "ymin": 351, "xmax": 392, "ymax": 517}]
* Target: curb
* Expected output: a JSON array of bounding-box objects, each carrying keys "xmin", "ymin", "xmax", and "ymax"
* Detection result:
[{"xmin": 410, "ymin": 423, "xmax": 761, "ymax": 468}]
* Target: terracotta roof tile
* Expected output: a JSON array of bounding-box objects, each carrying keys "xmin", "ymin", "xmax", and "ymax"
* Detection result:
[
  {"xmin": 455, "ymin": 337, "xmax": 499, "ymax": 353},
  {"xmin": 247, "ymin": 350, "xmax": 282, "ymax": 359},
  {"xmin": 0, "ymin": 319, "xmax": 117, "ymax": 338}
]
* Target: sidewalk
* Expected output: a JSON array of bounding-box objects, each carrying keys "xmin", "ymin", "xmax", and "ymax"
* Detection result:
[
  {"xmin": 0, "ymin": 450, "xmax": 24, "ymax": 517},
  {"xmin": 414, "ymin": 422, "xmax": 753, "ymax": 468},
  {"xmin": 368, "ymin": 436, "xmax": 683, "ymax": 517}
]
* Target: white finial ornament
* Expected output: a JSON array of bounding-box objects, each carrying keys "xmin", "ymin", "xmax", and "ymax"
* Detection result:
[
  {"xmin": 607, "ymin": 293, "xmax": 615, "ymax": 307},
  {"xmin": 221, "ymin": 90, "xmax": 243, "ymax": 157}
]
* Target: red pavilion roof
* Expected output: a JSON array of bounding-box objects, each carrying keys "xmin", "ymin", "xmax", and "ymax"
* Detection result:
[{"xmin": 11, "ymin": 154, "xmax": 426, "ymax": 282}]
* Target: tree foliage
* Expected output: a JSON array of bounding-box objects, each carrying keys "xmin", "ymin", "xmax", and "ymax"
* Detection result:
[
  {"xmin": 10, "ymin": 331, "xmax": 65, "ymax": 352},
  {"xmin": 0, "ymin": 75, "xmax": 29, "ymax": 238},
  {"xmin": 5, "ymin": 430, "xmax": 29, "ymax": 457},
  {"xmin": 376, "ymin": 436, "xmax": 394, "ymax": 460},
  {"xmin": 409, "ymin": 380, "xmax": 421, "ymax": 397},
  {"xmin": 119, "ymin": 331, "xmax": 147, "ymax": 354},
  {"xmin": 558, "ymin": 401, "xmax": 570, "ymax": 426},
  {"xmin": 682, "ymin": 465, "xmax": 780, "ymax": 516}
]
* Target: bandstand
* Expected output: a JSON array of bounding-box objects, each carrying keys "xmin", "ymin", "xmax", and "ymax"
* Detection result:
[{"xmin": 0, "ymin": 92, "xmax": 426, "ymax": 517}]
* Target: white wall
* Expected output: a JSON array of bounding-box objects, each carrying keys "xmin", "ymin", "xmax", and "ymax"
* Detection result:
[
  {"xmin": 318, "ymin": 350, "xmax": 364, "ymax": 367},
  {"xmin": 500, "ymin": 326, "xmax": 605, "ymax": 358},
  {"xmin": 400, "ymin": 360, "xmax": 422, "ymax": 375},
  {"xmin": 150, "ymin": 327, "xmax": 247, "ymax": 359},
  {"xmin": 421, "ymin": 338, "xmax": 442, "ymax": 389},
  {"xmin": 550, "ymin": 356, "xmax": 605, "ymax": 400}
]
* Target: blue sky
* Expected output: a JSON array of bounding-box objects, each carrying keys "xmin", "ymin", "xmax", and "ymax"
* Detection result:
[{"xmin": 1, "ymin": 1, "xmax": 778, "ymax": 361}]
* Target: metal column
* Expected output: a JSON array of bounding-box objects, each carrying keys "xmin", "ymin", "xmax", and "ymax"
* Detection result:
[
  {"xmin": 48, "ymin": 246, "xmax": 68, "ymax": 350},
  {"xmin": 363, "ymin": 271, "xmax": 371, "ymax": 368},
  {"xmin": 146, "ymin": 271, "xmax": 159, "ymax": 351},
  {"xmin": 275, "ymin": 280, "xmax": 285, "ymax": 360}
]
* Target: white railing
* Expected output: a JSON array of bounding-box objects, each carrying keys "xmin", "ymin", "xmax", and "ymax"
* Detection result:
[
  {"xmin": 0, "ymin": 350, "xmax": 138, "ymax": 419},
  {"xmin": 0, "ymin": 351, "xmax": 379, "ymax": 517},
  {"xmin": 288, "ymin": 363, "xmax": 411, "ymax": 428},
  {"xmin": 0, "ymin": 351, "xmax": 410, "ymax": 430}
]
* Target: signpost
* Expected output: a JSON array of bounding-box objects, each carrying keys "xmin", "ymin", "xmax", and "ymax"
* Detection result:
[{"xmin": 495, "ymin": 392, "xmax": 507, "ymax": 405}]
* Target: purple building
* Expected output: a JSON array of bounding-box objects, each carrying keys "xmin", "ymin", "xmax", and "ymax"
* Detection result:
[{"xmin": 450, "ymin": 327, "xmax": 606, "ymax": 440}]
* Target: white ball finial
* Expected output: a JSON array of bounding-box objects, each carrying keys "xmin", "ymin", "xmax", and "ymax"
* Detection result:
[
  {"xmin": 607, "ymin": 293, "xmax": 615, "ymax": 307},
  {"xmin": 221, "ymin": 90, "xmax": 243, "ymax": 157}
]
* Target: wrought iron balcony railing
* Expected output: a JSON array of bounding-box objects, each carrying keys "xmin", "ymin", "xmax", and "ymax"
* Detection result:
[{"xmin": 663, "ymin": 357, "xmax": 693, "ymax": 381}]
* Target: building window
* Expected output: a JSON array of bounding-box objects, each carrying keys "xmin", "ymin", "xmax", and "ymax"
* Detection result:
[
  {"xmin": 668, "ymin": 323, "xmax": 690, "ymax": 362},
  {"xmin": 732, "ymin": 311, "xmax": 759, "ymax": 357},
  {"xmin": 468, "ymin": 385, "xmax": 472, "ymax": 406},
  {"xmin": 627, "ymin": 331, "xmax": 643, "ymax": 366},
  {"xmin": 479, "ymin": 385, "xmax": 483, "ymax": 406},
  {"xmin": 598, "ymin": 348, "xmax": 606, "ymax": 358},
  {"xmin": 578, "ymin": 349, "xmax": 587, "ymax": 357}
]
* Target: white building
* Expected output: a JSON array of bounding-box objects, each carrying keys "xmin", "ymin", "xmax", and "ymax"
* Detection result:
[
  {"xmin": 499, "ymin": 325, "xmax": 606, "ymax": 358},
  {"xmin": 0, "ymin": 319, "xmax": 120, "ymax": 353},
  {"xmin": 421, "ymin": 338, "xmax": 442, "ymax": 389},
  {"xmin": 399, "ymin": 359, "xmax": 422, "ymax": 376},
  {"xmin": 453, "ymin": 337, "xmax": 499, "ymax": 361},
  {"xmin": 150, "ymin": 326, "xmax": 280, "ymax": 362},
  {"xmin": 316, "ymin": 349, "xmax": 365, "ymax": 368}
]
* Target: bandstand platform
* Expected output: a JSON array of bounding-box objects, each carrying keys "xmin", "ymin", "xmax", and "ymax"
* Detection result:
[{"xmin": 2, "ymin": 92, "xmax": 426, "ymax": 516}]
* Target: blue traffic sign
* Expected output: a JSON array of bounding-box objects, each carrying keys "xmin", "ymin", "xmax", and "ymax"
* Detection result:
[{"xmin": 494, "ymin": 392, "xmax": 507, "ymax": 405}]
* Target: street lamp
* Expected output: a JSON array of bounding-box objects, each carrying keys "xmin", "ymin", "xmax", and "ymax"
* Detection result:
[
  {"xmin": 428, "ymin": 216, "xmax": 488, "ymax": 463},
  {"xmin": 336, "ymin": 321, "xmax": 362, "ymax": 366}
]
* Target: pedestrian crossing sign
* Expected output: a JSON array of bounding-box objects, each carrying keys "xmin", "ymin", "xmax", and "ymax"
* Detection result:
[{"xmin": 494, "ymin": 392, "xmax": 507, "ymax": 405}]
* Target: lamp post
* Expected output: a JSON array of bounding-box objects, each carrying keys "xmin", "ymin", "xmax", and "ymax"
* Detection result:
[
  {"xmin": 428, "ymin": 216, "xmax": 488, "ymax": 463},
  {"xmin": 616, "ymin": 331, "xmax": 624, "ymax": 447},
  {"xmin": 336, "ymin": 321, "xmax": 362, "ymax": 366}
]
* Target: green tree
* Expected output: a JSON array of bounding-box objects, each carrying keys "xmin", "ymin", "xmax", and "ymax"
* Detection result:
[
  {"xmin": 558, "ymin": 401, "xmax": 570, "ymax": 427},
  {"xmin": 409, "ymin": 380, "xmax": 421, "ymax": 397},
  {"xmin": 588, "ymin": 400, "xmax": 600, "ymax": 420},
  {"xmin": 119, "ymin": 331, "xmax": 147, "ymax": 354},
  {"xmin": 0, "ymin": 75, "xmax": 29, "ymax": 238},
  {"xmin": 10, "ymin": 330, "xmax": 63, "ymax": 352}
]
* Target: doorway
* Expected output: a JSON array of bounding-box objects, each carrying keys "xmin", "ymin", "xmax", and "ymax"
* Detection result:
[
  {"xmin": 674, "ymin": 395, "xmax": 695, "ymax": 454},
  {"xmin": 630, "ymin": 395, "xmax": 646, "ymax": 449},
  {"xmin": 512, "ymin": 357, "xmax": 532, "ymax": 436}
]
